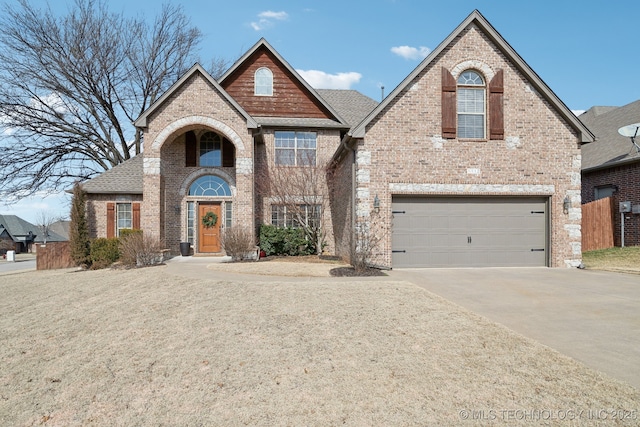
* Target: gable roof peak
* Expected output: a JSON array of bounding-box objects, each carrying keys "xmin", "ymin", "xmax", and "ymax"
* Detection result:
[
  {"xmin": 218, "ymin": 38, "xmax": 348, "ymax": 125},
  {"xmin": 133, "ymin": 62, "xmax": 257, "ymax": 129},
  {"xmin": 349, "ymin": 9, "xmax": 593, "ymax": 143}
]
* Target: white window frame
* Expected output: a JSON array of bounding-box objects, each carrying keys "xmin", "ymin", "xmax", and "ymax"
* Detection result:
[
  {"xmin": 274, "ymin": 131, "xmax": 317, "ymax": 166},
  {"xmin": 457, "ymin": 70, "xmax": 486, "ymax": 139},
  {"xmin": 255, "ymin": 67, "xmax": 273, "ymax": 96},
  {"xmin": 271, "ymin": 204, "xmax": 321, "ymax": 229},
  {"xmin": 116, "ymin": 203, "xmax": 132, "ymax": 237}
]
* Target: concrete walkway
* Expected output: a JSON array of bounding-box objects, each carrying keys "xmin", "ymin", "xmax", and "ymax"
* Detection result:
[{"xmin": 388, "ymin": 267, "xmax": 640, "ymax": 390}]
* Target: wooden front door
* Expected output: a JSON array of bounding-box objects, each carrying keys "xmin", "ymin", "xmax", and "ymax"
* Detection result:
[{"xmin": 198, "ymin": 203, "xmax": 221, "ymax": 253}]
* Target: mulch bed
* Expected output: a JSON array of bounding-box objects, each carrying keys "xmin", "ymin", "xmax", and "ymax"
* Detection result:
[{"xmin": 329, "ymin": 266, "xmax": 387, "ymax": 277}]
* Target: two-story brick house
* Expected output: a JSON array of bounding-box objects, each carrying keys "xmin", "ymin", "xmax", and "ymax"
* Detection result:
[{"xmin": 82, "ymin": 10, "xmax": 592, "ymax": 268}]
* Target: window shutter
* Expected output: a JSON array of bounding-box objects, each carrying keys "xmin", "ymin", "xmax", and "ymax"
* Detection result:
[
  {"xmin": 222, "ymin": 137, "xmax": 235, "ymax": 167},
  {"xmin": 441, "ymin": 67, "xmax": 457, "ymax": 139},
  {"xmin": 185, "ymin": 131, "xmax": 196, "ymax": 166},
  {"xmin": 106, "ymin": 202, "xmax": 115, "ymax": 238},
  {"xmin": 489, "ymin": 69, "xmax": 504, "ymax": 140},
  {"xmin": 132, "ymin": 202, "xmax": 141, "ymax": 230}
]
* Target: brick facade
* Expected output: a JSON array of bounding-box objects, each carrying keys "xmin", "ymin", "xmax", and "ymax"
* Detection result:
[
  {"xmin": 332, "ymin": 22, "xmax": 585, "ymax": 268},
  {"xmin": 85, "ymin": 12, "xmax": 588, "ymax": 266}
]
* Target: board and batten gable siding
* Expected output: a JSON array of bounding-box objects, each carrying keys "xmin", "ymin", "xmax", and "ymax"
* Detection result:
[
  {"xmin": 356, "ymin": 23, "xmax": 582, "ymax": 268},
  {"xmin": 221, "ymin": 46, "xmax": 334, "ymax": 119}
]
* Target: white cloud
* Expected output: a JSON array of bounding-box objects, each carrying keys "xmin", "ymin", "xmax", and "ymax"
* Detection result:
[
  {"xmin": 296, "ymin": 69, "xmax": 362, "ymax": 89},
  {"xmin": 391, "ymin": 45, "xmax": 431, "ymax": 60},
  {"xmin": 251, "ymin": 10, "xmax": 288, "ymax": 31}
]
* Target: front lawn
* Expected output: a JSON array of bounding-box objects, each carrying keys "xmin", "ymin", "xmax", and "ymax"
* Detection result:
[{"xmin": 582, "ymin": 246, "xmax": 640, "ymax": 271}]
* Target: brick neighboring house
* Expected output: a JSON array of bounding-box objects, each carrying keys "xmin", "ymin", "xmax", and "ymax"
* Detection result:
[
  {"xmin": 580, "ymin": 100, "xmax": 640, "ymax": 246},
  {"xmin": 331, "ymin": 10, "xmax": 592, "ymax": 268},
  {"xmin": 82, "ymin": 10, "xmax": 592, "ymax": 268}
]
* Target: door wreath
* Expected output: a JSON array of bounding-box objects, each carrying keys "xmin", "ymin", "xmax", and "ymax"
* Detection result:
[{"xmin": 202, "ymin": 211, "xmax": 218, "ymax": 228}]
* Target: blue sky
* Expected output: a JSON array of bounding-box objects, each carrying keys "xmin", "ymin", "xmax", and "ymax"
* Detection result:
[{"xmin": 3, "ymin": 0, "xmax": 639, "ymax": 223}]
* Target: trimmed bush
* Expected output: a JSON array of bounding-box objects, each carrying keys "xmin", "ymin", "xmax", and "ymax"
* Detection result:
[
  {"xmin": 119, "ymin": 232, "xmax": 164, "ymax": 267},
  {"xmin": 259, "ymin": 225, "xmax": 312, "ymax": 256},
  {"xmin": 119, "ymin": 228, "xmax": 142, "ymax": 239},
  {"xmin": 221, "ymin": 227, "xmax": 255, "ymax": 261},
  {"xmin": 90, "ymin": 238, "xmax": 120, "ymax": 269}
]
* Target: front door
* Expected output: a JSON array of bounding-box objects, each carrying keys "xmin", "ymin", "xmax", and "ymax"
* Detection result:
[{"xmin": 198, "ymin": 203, "xmax": 221, "ymax": 253}]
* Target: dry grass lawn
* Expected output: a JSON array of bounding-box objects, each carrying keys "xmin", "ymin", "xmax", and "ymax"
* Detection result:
[
  {"xmin": 1, "ymin": 266, "xmax": 639, "ymax": 426},
  {"xmin": 582, "ymin": 246, "xmax": 640, "ymax": 273}
]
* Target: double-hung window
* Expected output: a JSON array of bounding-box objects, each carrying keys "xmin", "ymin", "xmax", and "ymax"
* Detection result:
[
  {"xmin": 116, "ymin": 203, "xmax": 132, "ymax": 237},
  {"xmin": 457, "ymin": 70, "xmax": 486, "ymax": 139},
  {"xmin": 271, "ymin": 204, "xmax": 320, "ymax": 228},
  {"xmin": 275, "ymin": 131, "xmax": 316, "ymax": 166}
]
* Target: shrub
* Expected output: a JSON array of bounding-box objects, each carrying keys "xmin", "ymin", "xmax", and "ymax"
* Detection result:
[
  {"xmin": 119, "ymin": 228, "xmax": 142, "ymax": 239},
  {"xmin": 221, "ymin": 227, "xmax": 256, "ymax": 261},
  {"xmin": 259, "ymin": 225, "xmax": 312, "ymax": 256},
  {"xmin": 119, "ymin": 232, "xmax": 165, "ymax": 267},
  {"xmin": 90, "ymin": 237, "xmax": 120, "ymax": 269},
  {"xmin": 69, "ymin": 182, "xmax": 91, "ymax": 267}
]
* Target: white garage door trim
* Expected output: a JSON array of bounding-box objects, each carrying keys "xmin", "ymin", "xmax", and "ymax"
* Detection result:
[{"xmin": 392, "ymin": 196, "xmax": 549, "ymax": 268}]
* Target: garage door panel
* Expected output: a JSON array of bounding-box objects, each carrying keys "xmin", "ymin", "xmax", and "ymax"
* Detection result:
[{"xmin": 392, "ymin": 197, "xmax": 548, "ymax": 268}]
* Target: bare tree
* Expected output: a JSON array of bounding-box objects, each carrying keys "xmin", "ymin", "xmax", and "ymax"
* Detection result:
[
  {"xmin": 35, "ymin": 210, "xmax": 58, "ymax": 245},
  {"xmin": 257, "ymin": 157, "xmax": 330, "ymax": 255},
  {"xmin": 0, "ymin": 0, "xmax": 204, "ymax": 199}
]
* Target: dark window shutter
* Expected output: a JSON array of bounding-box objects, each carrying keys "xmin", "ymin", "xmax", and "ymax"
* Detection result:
[
  {"xmin": 441, "ymin": 67, "xmax": 457, "ymax": 139},
  {"xmin": 185, "ymin": 130, "xmax": 197, "ymax": 166},
  {"xmin": 106, "ymin": 202, "xmax": 115, "ymax": 238},
  {"xmin": 222, "ymin": 137, "xmax": 235, "ymax": 167},
  {"xmin": 489, "ymin": 69, "xmax": 504, "ymax": 140},
  {"xmin": 132, "ymin": 203, "xmax": 141, "ymax": 230}
]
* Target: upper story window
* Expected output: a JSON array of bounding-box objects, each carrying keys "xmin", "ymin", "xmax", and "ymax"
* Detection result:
[
  {"xmin": 200, "ymin": 132, "xmax": 222, "ymax": 167},
  {"xmin": 275, "ymin": 131, "xmax": 316, "ymax": 166},
  {"xmin": 255, "ymin": 67, "xmax": 273, "ymax": 96},
  {"xmin": 457, "ymin": 70, "xmax": 485, "ymax": 139}
]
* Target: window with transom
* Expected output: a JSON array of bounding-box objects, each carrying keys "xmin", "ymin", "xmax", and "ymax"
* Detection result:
[
  {"xmin": 457, "ymin": 70, "xmax": 485, "ymax": 139},
  {"xmin": 275, "ymin": 131, "xmax": 316, "ymax": 166}
]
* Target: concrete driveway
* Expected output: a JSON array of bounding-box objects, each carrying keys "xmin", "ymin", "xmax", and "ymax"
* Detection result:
[{"xmin": 388, "ymin": 267, "xmax": 640, "ymax": 390}]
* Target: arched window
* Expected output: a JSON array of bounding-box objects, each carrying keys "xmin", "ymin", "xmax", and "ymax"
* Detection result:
[
  {"xmin": 188, "ymin": 175, "xmax": 231, "ymax": 197},
  {"xmin": 255, "ymin": 67, "xmax": 273, "ymax": 96},
  {"xmin": 457, "ymin": 70, "xmax": 485, "ymax": 138}
]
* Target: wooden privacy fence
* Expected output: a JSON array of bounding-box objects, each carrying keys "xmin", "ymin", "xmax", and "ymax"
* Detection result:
[
  {"xmin": 36, "ymin": 242, "xmax": 75, "ymax": 270},
  {"xmin": 582, "ymin": 197, "xmax": 614, "ymax": 252}
]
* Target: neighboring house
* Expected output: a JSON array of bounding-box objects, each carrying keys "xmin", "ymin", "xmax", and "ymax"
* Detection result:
[
  {"xmin": 0, "ymin": 214, "xmax": 67, "ymax": 253},
  {"xmin": 82, "ymin": 10, "xmax": 591, "ymax": 268},
  {"xmin": 580, "ymin": 100, "xmax": 640, "ymax": 246}
]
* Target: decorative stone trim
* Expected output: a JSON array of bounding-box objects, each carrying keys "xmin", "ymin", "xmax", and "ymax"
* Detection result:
[
  {"xmin": 236, "ymin": 157, "xmax": 253, "ymax": 175},
  {"xmin": 389, "ymin": 183, "xmax": 555, "ymax": 195},
  {"xmin": 505, "ymin": 136, "xmax": 522, "ymax": 149},
  {"xmin": 356, "ymin": 150, "xmax": 371, "ymax": 166},
  {"xmin": 356, "ymin": 169, "xmax": 370, "ymax": 184},
  {"xmin": 143, "ymin": 157, "xmax": 160, "ymax": 175},
  {"xmin": 451, "ymin": 59, "xmax": 495, "ymax": 81},
  {"xmin": 151, "ymin": 115, "xmax": 246, "ymax": 151},
  {"xmin": 431, "ymin": 135, "xmax": 445, "ymax": 149}
]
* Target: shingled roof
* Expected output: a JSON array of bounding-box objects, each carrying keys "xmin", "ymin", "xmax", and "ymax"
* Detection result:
[
  {"xmin": 580, "ymin": 100, "xmax": 640, "ymax": 171},
  {"xmin": 0, "ymin": 214, "xmax": 66, "ymax": 242},
  {"xmin": 316, "ymin": 89, "xmax": 379, "ymax": 128},
  {"xmin": 81, "ymin": 155, "xmax": 144, "ymax": 194}
]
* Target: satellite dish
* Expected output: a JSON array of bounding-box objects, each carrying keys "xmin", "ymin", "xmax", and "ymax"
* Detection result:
[{"xmin": 617, "ymin": 123, "xmax": 640, "ymax": 137}]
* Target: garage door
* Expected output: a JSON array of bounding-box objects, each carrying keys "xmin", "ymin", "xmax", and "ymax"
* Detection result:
[{"xmin": 392, "ymin": 197, "xmax": 548, "ymax": 268}]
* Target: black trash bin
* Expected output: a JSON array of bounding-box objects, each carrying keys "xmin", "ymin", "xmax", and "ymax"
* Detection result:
[{"xmin": 180, "ymin": 242, "xmax": 191, "ymax": 257}]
